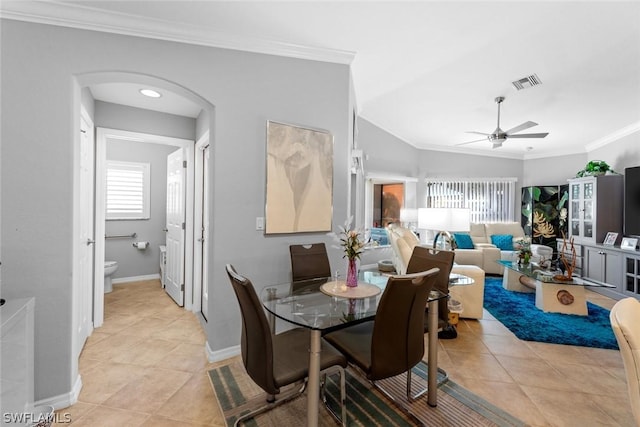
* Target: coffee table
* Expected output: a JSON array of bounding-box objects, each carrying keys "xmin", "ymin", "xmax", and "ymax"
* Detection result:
[{"xmin": 497, "ymin": 260, "xmax": 614, "ymax": 316}]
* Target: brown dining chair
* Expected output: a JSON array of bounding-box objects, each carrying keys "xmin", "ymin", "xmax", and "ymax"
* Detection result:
[
  {"xmin": 225, "ymin": 264, "xmax": 347, "ymax": 426},
  {"xmin": 323, "ymin": 268, "xmax": 439, "ymax": 401},
  {"xmin": 289, "ymin": 243, "xmax": 332, "ymax": 294},
  {"xmin": 406, "ymin": 246, "xmax": 455, "ymax": 337}
]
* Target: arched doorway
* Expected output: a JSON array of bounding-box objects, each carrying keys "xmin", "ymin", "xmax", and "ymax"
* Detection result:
[{"xmin": 72, "ymin": 72, "xmax": 215, "ymax": 349}]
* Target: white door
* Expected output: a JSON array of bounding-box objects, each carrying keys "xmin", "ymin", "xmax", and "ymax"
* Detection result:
[
  {"xmin": 166, "ymin": 148, "xmax": 186, "ymax": 306},
  {"xmin": 77, "ymin": 113, "xmax": 94, "ymax": 353},
  {"xmin": 200, "ymin": 145, "xmax": 211, "ymax": 320}
]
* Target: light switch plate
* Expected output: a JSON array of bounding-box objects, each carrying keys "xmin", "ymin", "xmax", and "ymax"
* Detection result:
[{"xmin": 256, "ymin": 217, "xmax": 264, "ymax": 231}]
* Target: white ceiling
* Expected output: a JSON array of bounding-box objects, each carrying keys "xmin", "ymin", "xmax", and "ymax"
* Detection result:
[{"xmin": 3, "ymin": 1, "xmax": 640, "ymax": 159}]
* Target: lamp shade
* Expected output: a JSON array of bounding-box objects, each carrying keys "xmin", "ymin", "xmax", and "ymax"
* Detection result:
[
  {"xmin": 418, "ymin": 208, "xmax": 470, "ymax": 232},
  {"xmin": 399, "ymin": 208, "xmax": 418, "ymax": 223}
]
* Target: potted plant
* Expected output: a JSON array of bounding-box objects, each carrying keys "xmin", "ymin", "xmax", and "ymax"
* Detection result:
[{"xmin": 576, "ymin": 160, "xmax": 614, "ymax": 177}]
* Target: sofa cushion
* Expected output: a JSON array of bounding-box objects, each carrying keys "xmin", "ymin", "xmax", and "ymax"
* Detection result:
[
  {"xmin": 453, "ymin": 233, "xmax": 474, "ymax": 249},
  {"xmin": 484, "ymin": 222, "xmax": 525, "ymax": 243},
  {"xmin": 469, "ymin": 223, "xmax": 488, "ymax": 245},
  {"xmin": 490, "ymin": 234, "xmax": 514, "ymax": 251}
]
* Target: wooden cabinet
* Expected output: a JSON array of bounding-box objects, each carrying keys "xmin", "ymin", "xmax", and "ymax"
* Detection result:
[
  {"xmin": 568, "ymin": 175, "xmax": 623, "ymax": 245},
  {"xmin": 584, "ymin": 246, "xmax": 622, "ymax": 293},
  {"xmin": 580, "ymin": 244, "xmax": 640, "ymax": 300},
  {"xmin": 624, "ymin": 253, "xmax": 640, "ymax": 297}
]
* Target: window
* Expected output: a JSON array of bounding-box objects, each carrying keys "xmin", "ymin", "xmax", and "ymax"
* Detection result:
[
  {"xmin": 106, "ymin": 161, "xmax": 150, "ymax": 220},
  {"xmin": 425, "ymin": 178, "xmax": 517, "ymax": 223},
  {"xmin": 373, "ymin": 183, "xmax": 404, "ymax": 227}
]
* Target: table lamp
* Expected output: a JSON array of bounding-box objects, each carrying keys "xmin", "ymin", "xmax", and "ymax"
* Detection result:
[
  {"xmin": 399, "ymin": 208, "xmax": 418, "ymax": 229},
  {"xmin": 418, "ymin": 208, "xmax": 470, "ymax": 250}
]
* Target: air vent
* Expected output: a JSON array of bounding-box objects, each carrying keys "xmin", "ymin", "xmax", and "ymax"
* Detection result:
[{"xmin": 512, "ymin": 74, "xmax": 542, "ymax": 91}]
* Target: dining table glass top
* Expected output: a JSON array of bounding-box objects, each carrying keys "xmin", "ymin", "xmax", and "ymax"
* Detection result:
[{"xmin": 260, "ymin": 273, "xmax": 447, "ymax": 333}]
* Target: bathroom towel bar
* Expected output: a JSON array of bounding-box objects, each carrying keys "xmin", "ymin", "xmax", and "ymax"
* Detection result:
[{"xmin": 105, "ymin": 232, "xmax": 137, "ymax": 239}]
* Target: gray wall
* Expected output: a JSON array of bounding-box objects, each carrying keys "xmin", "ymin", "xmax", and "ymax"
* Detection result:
[
  {"xmin": 95, "ymin": 100, "xmax": 197, "ymax": 141},
  {"xmin": 357, "ymin": 118, "xmax": 421, "ymax": 177},
  {"xmin": 357, "ymin": 117, "xmax": 525, "ymax": 221},
  {"xmin": 1, "ymin": 19, "xmax": 352, "ymax": 402},
  {"xmin": 589, "ymin": 131, "xmax": 640, "ymax": 173},
  {"xmin": 357, "ymin": 117, "xmax": 640, "ymax": 225},
  {"xmin": 105, "ymin": 140, "xmax": 178, "ymax": 279},
  {"xmin": 522, "ymin": 153, "xmax": 587, "ymax": 187}
]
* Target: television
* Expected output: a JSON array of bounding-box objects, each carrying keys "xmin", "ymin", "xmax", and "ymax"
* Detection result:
[{"xmin": 625, "ymin": 166, "xmax": 640, "ymax": 238}]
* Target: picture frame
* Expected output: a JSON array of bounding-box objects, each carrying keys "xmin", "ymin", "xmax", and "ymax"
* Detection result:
[
  {"xmin": 265, "ymin": 121, "xmax": 333, "ymax": 234},
  {"xmin": 603, "ymin": 232, "xmax": 618, "ymax": 246},
  {"xmin": 621, "ymin": 237, "xmax": 639, "ymax": 251}
]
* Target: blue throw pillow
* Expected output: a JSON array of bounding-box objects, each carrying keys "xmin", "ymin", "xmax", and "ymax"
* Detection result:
[
  {"xmin": 453, "ymin": 233, "xmax": 474, "ymax": 249},
  {"xmin": 491, "ymin": 234, "xmax": 514, "ymax": 251}
]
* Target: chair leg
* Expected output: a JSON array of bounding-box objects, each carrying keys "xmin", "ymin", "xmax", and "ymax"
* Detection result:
[
  {"xmin": 320, "ymin": 365, "xmax": 347, "ymax": 427},
  {"xmin": 340, "ymin": 366, "xmax": 346, "ymax": 427},
  {"xmin": 232, "ymin": 381, "xmax": 306, "ymax": 427}
]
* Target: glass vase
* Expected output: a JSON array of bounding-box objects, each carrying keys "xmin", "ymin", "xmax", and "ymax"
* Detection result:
[{"xmin": 346, "ymin": 258, "xmax": 358, "ymax": 287}]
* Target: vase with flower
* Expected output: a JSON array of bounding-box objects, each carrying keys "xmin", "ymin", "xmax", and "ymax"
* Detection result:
[{"xmin": 328, "ymin": 217, "xmax": 366, "ymax": 287}]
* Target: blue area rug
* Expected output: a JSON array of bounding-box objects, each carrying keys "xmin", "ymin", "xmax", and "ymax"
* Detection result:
[{"xmin": 483, "ymin": 277, "xmax": 618, "ymax": 349}]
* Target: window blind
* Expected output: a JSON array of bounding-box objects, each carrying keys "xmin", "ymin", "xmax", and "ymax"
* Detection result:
[
  {"xmin": 425, "ymin": 178, "xmax": 517, "ymax": 223},
  {"xmin": 106, "ymin": 161, "xmax": 150, "ymax": 220}
]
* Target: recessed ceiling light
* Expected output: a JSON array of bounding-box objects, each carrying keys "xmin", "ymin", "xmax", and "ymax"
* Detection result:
[{"xmin": 139, "ymin": 88, "xmax": 162, "ymax": 98}]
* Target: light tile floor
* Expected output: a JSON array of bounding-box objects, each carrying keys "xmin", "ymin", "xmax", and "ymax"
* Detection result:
[{"xmin": 57, "ymin": 279, "xmax": 634, "ymax": 426}]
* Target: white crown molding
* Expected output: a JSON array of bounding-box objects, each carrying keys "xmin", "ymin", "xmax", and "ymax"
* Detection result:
[
  {"xmin": 585, "ymin": 121, "xmax": 640, "ymax": 152},
  {"xmin": 522, "ymin": 146, "xmax": 587, "ymax": 160},
  {"xmin": 0, "ymin": 1, "xmax": 355, "ymax": 65}
]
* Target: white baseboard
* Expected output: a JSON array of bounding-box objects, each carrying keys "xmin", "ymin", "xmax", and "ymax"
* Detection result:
[
  {"xmin": 35, "ymin": 374, "xmax": 82, "ymax": 410},
  {"xmin": 113, "ymin": 273, "xmax": 160, "ymax": 284},
  {"xmin": 206, "ymin": 341, "xmax": 240, "ymax": 362}
]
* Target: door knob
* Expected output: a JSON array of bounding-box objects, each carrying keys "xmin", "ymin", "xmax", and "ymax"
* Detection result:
[{"xmin": 86, "ymin": 239, "xmax": 95, "ymax": 246}]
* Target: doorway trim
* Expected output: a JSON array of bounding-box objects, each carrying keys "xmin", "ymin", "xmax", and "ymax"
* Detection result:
[
  {"xmin": 94, "ymin": 128, "xmax": 195, "ymax": 327},
  {"xmin": 193, "ymin": 131, "xmax": 210, "ymax": 318}
]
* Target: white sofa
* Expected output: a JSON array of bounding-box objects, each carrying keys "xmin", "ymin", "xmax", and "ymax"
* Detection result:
[
  {"xmin": 453, "ymin": 222, "xmax": 552, "ymax": 274},
  {"xmin": 386, "ymin": 223, "xmax": 486, "ymax": 319},
  {"xmin": 448, "ymin": 265, "xmax": 485, "ymax": 319}
]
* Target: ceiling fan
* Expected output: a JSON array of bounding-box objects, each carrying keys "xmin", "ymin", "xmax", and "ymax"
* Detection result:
[{"xmin": 458, "ymin": 96, "xmax": 549, "ymax": 149}]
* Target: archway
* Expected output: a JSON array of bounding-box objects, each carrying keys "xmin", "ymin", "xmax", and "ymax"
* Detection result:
[{"xmin": 72, "ymin": 71, "xmax": 215, "ymax": 337}]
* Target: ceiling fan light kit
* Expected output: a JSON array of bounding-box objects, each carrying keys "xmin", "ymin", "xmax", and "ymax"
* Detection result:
[{"xmin": 459, "ymin": 96, "xmax": 549, "ymax": 149}]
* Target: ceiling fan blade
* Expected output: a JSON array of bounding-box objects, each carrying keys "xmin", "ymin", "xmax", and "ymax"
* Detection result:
[
  {"xmin": 465, "ymin": 131, "xmax": 491, "ymax": 136},
  {"xmin": 506, "ymin": 133, "xmax": 549, "ymax": 139},
  {"xmin": 505, "ymin": 121, "xmax": 538, "ymax": 135},
  {"xmin": 456, "ymin": 138, "xmax": 487, "ymax": 146}
]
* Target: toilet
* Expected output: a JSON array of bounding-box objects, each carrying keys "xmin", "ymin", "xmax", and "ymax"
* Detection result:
[{"xmin": 104, "ymin": 261, "xmax": 119, "ymax": 293}]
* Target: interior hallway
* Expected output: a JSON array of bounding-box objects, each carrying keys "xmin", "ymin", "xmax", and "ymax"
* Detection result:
[{"xmin": 58, "ymin": 279, "xmax": 633, "ymax": 426}]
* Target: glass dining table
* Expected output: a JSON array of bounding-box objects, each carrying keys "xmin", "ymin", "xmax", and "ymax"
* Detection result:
[{"xmin": 260, "ymin": 272, "xmax": 448, "ymax": 427}]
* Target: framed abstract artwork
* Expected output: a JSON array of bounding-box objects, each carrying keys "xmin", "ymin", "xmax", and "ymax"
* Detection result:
[{"xmin": 265, "ymin": 121, "xmax": 333, "ymax": 234}]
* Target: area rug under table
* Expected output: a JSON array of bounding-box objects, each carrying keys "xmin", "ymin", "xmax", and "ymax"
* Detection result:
[
  {"xmin": 483, "ymin": 276, "xmax": 618, "ymax": 349},
  {"xmin": 208, "ymin": 358, "xmax": 525, "ymax": 426}
]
